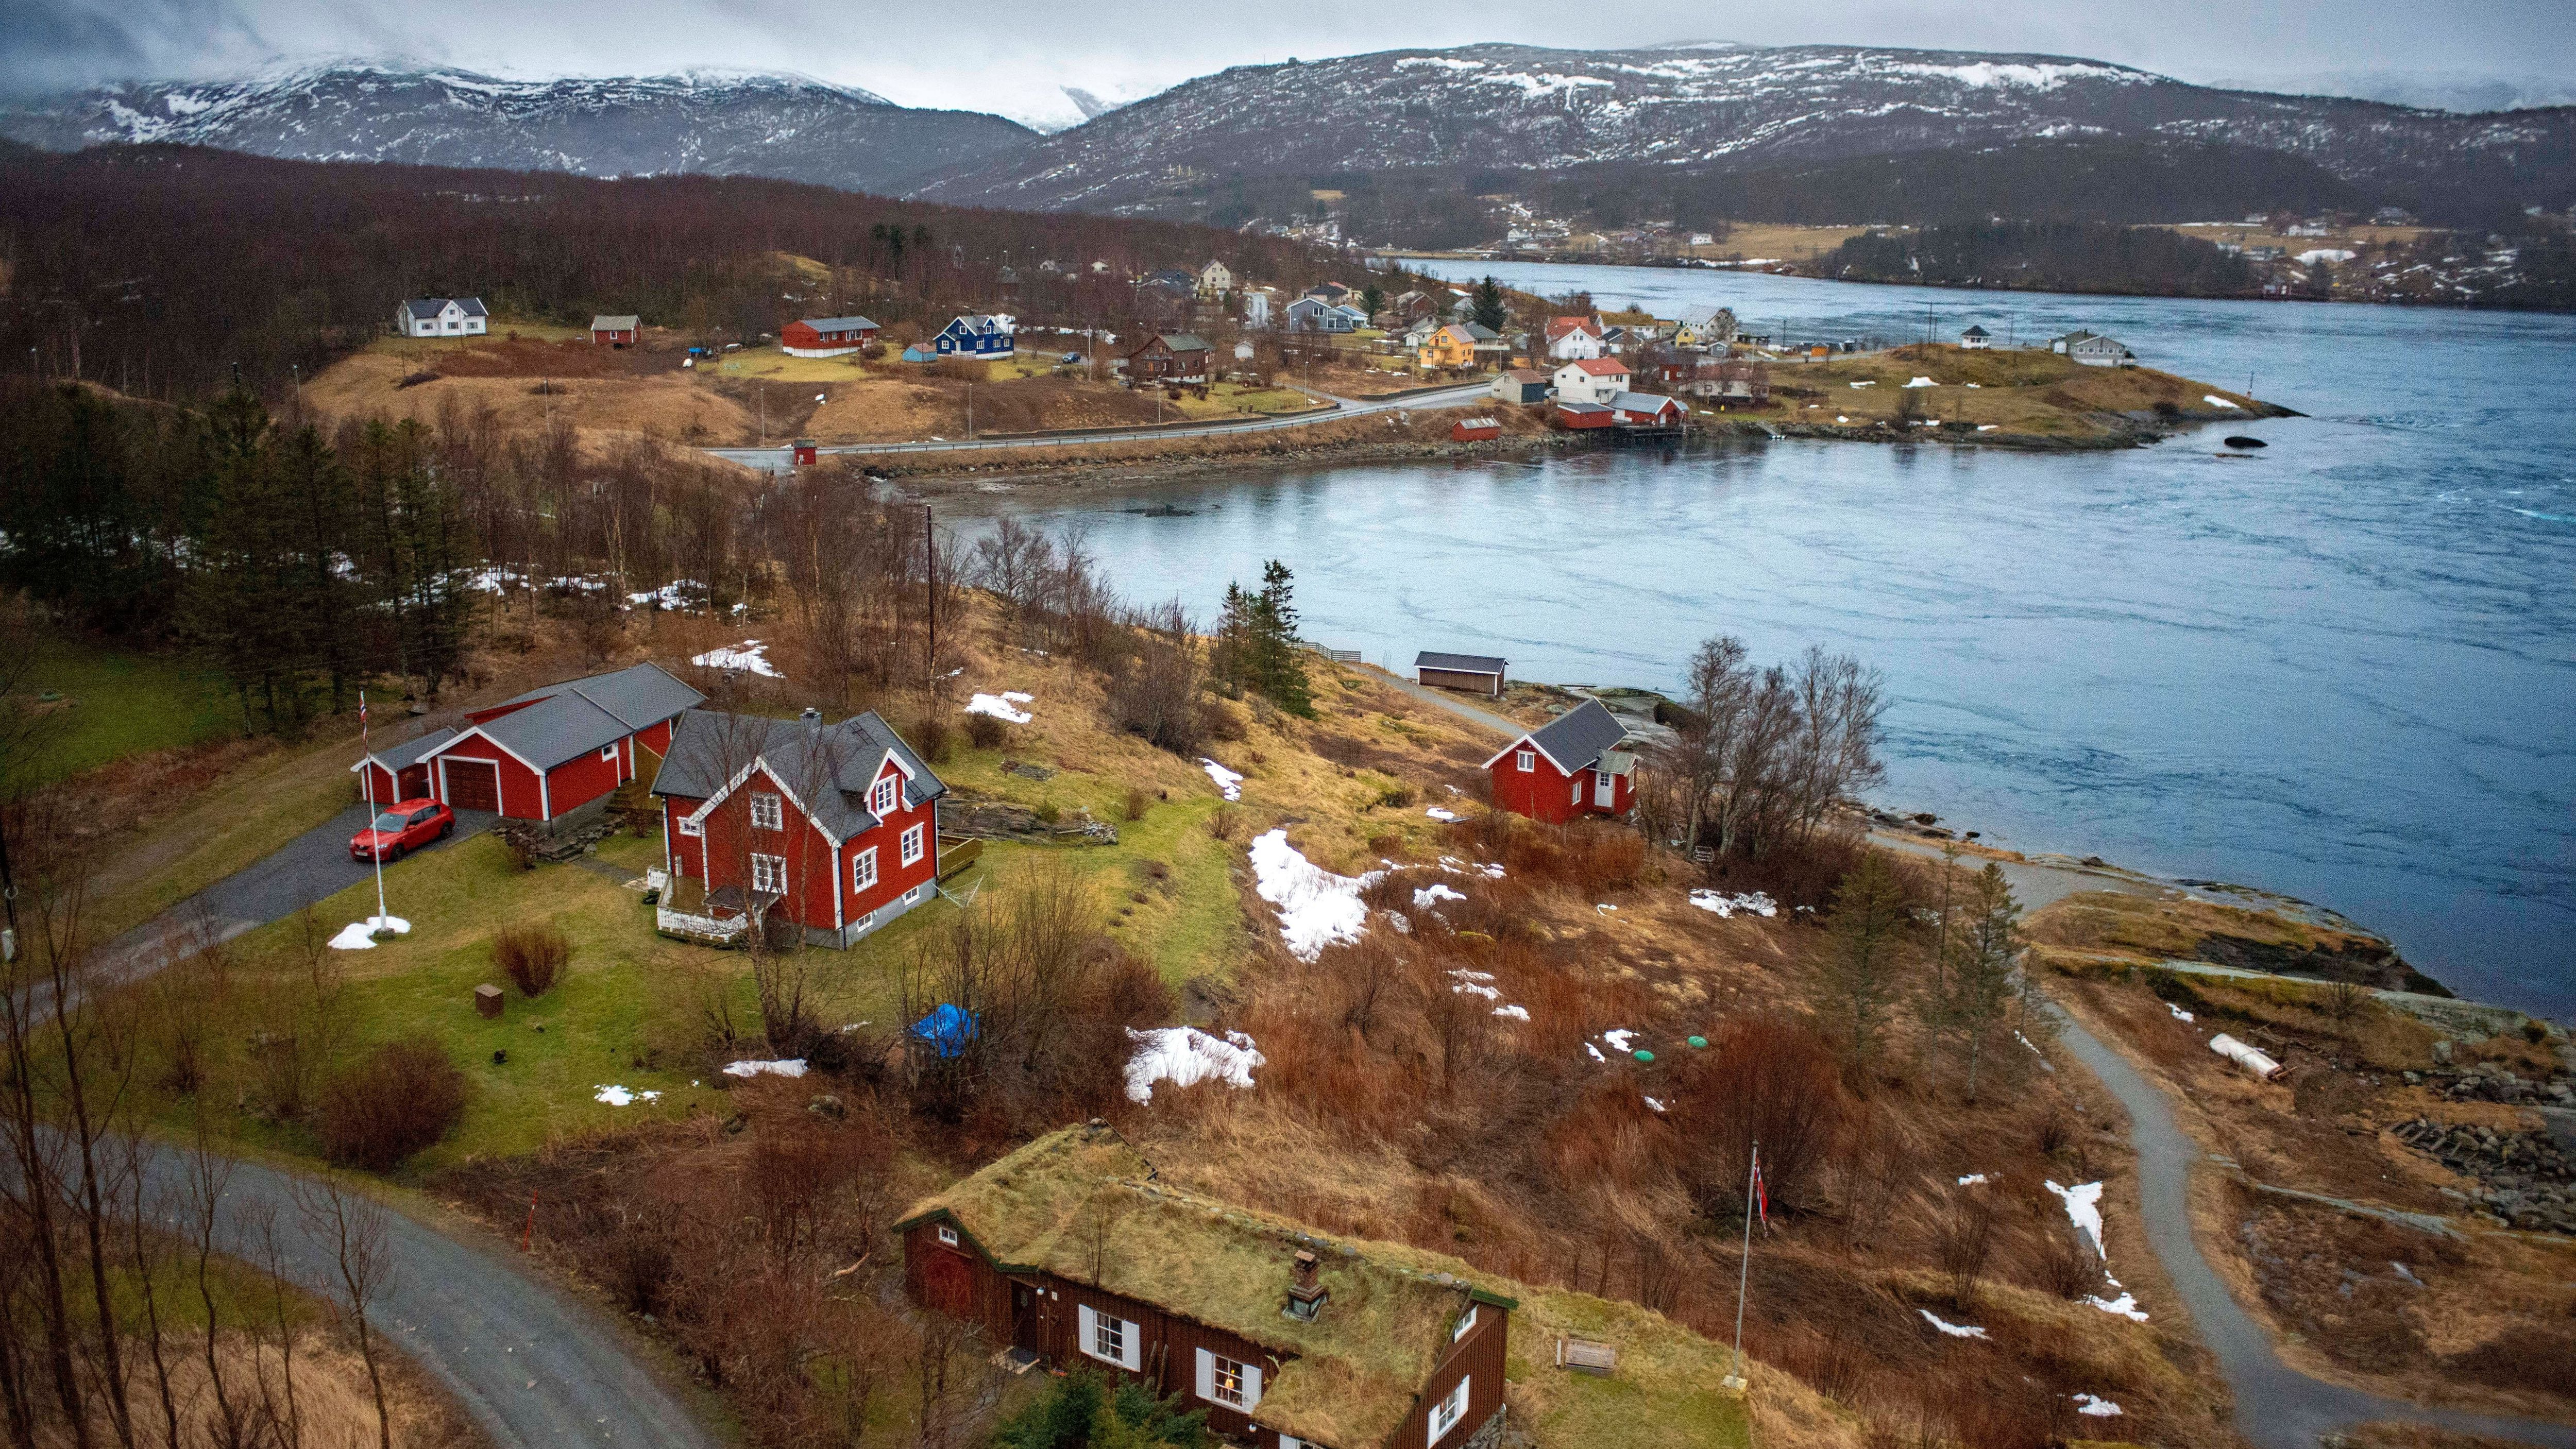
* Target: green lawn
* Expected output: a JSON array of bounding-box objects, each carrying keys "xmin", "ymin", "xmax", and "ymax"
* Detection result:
[{"xmin": 11, "ymin": 632, "xmax": 233, "ymax": 787}]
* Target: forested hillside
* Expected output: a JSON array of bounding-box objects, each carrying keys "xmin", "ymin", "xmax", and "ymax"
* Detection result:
[
  {"xmin": 0, "ymin": 142, "xmax": 1327, "ymax": 402},
  {"xmin": 1818, "ymin": 222, "xmax": 2259, "ymax": 297}
]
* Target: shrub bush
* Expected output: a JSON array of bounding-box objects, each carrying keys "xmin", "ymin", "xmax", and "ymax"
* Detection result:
[
  {"xmin": 1123, "ymin": 786, "xmax": 1149, "ymax": 822},
  {"xmin": 1672, "ymin": 1014, "xmax": 1850, "ymax": 1217},
  {"xmin": 965, "ymin": 711, "xmax": 1008, "ymax": 750},
  {"xmin": 318, "ymin": 1037, "xmax": 468, "ymax": 1170},
  {"xmin": 910, "ymin": 713, "xmax": 955, "ymax": 764},
  {"xmin": 494, "ymin": 922, "xmax": 569, "ymax": 997},
  {"xmin": 927, "ymin": 356, "xmax": 990, "ymax": 383}
]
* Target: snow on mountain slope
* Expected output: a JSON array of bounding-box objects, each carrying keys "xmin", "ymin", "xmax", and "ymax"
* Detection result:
[
  {"xmin": 911, "ymin": 41, "xmax": 2575, "ymax": 214},
  {"xmin": 0, "ymin": 63, "xmax": 1037, "ymax": 196}
]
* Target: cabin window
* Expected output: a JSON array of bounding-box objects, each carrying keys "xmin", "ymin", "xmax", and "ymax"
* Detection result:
[
  {"xmin": 1428, "ymin": 1375, "xmax": 1470, "ymax": 1443},
  {"xmin": 1078, "ymin": 1305, "xmax": 1142, "ymax": 1370},
  {"xmin": 750, "ymin": 854, "xmax": 787, "ymax": 895},
  {"xmin": 1571, "ymin": 777, "xmax": 1583, "ymax": 805},
  {"xmin": 1196, "ymin": 1349, "xmax": 1259, "ymax": 1409},
  {"xmin": 1515, "ymin": 750, "xmax": 1534, "ymax": 773},
  {"xmin": 853, "ymin": 847, "xmax": 878, "ymax": 893},
  {"xmin": 872, "ymin": 777, "xmax": 900, "ymax": 817},
  {"xmin": 1597, "ymin": 770, "xmax": 1614, "ymax": 792},
  {"xmin": 601, "ymin": 744, "xmax": 618, "ymax": 763},
  {"xmin": 902, "ymin": 824, "xmax": 925, "ymax": 866},
  {"xmin": 678, "ymin": 816, "xmax": 702, "ymax": 838},
  {"xmin": 936, "ymin": 1224, "xmax": 959, "ymax": 1247},
  {"xmin": 750, "ymin": 792, "xmax": 783, "ymax": 831},
  {"xmin": 1452, "ymin": 1304, "xmax": 1477, "ymax": 1342}
]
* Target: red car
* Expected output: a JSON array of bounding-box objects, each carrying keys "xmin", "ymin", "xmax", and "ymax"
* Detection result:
[{"xmin": 351, "ymin": 797, "xmax": 453, "ymax": 862}]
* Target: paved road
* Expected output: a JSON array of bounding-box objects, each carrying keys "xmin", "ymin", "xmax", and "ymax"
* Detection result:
[
  {"xmin": 703, "ymin": 381, "xmax": 1495, "ymax": 473},
  {"xmin": 129, "ymin": 1142, "xmax": 717, "ymax": 1449},
  {"xmin": 92, "ymin": 803, "xmax": 497, "ymax": 983},
  {"xmin": 1361, "ymin": 663, "xmax": 1525, "ymax": 738}
]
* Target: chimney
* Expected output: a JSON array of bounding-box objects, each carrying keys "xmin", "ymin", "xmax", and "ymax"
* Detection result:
[
  {"xmin": 801, "ymin": 706, "xmax": 822, "ymax": 741},
  {"xmin": 1283, "ymin": 1249, "xmax": 1327, "ymax": 1323}
]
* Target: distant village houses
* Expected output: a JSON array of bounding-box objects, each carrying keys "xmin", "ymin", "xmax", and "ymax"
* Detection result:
[{"xmin": 1197, "ymin": 259, "xmax": 1234, "ymax": 298}]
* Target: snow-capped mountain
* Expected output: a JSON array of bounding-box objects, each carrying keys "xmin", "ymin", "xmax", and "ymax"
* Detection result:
[
  {"xmin": 912, "ymin": 42, "xmax": 2576, "ymax": 215},
  {"xmin": 0, "ymin": 63, "xmax": 1037, "ymax": 196}
]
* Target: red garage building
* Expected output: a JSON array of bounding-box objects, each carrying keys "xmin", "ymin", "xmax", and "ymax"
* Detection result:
[
  {"xmin": 590, "ymin": 314, "xmax": 639, "ymax": 346},
  {"xmin": 780, "ymin": 315, "xmax": 879, "ymax": 358},
  {"xmin": 650, "ymin": 707, "xmax": 946, "ymax": 949},
  {"xmin": 1485, "ymin": 698, "xmax": 1636, "ymax": 823},
  {"xmin": 410, "ymin": 662, "xmax": 704, "ymax": 828}
]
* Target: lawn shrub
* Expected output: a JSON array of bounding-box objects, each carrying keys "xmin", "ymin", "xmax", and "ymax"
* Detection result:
[
  {"xmin": 1697, "ymin": 826, "xmax": 1873, "ymax": 914},
  {"xmin": 493, "ymin": 921, "xmax": 570, "ymax": 997},
  {"xmin": 910, "ymin": 713, "xmax": 954, "ymax": 764},
  {"xmin": 319, "ymin": 1037, "xmax": 468, "ymax": 1170},
  {"xmin": 965, "ymin": 710, "xmax": 1007, "ymax": 750},
  {"xmin": 1122, "ymin": 786, "xmax": 1149, "ymax": 822},
  {"xmin": 1670, "ymin": 1013, "xmax": 1850, "ymax": 1217}
]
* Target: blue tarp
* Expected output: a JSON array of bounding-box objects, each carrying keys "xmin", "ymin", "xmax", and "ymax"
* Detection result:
[{"xmin": 911, "ymin": 1003, "xmax": 979, "ymax": 1058}]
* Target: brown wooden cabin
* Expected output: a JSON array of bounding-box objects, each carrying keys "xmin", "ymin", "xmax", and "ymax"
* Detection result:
[{"xmin": 896, "ymin": 1123, "xmax": 1515, "ymax": 1449}]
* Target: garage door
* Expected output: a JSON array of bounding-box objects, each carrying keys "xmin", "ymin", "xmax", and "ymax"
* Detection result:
[{"xmin": 444, "ymin": 759, "xmax": 501, "ymax": 813}]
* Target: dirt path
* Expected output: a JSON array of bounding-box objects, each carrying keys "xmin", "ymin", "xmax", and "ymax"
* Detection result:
[
  {"xmin": 1358, "ymin": 663, "xmax": 1524, "ymax": 738},
  {"xmin": 135, "ymin": 1141, "xmax": 721, "ymax": 1449}
]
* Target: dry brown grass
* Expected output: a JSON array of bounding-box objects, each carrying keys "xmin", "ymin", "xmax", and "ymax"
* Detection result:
[{"xmin": 304, "ymin": 349, "xmax": 752, "ymax": 448}]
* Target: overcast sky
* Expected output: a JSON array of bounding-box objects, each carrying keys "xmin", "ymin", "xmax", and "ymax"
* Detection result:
[{"xmin": 5, "ymin": 0, "xmax": 2572, "ymax": 126}]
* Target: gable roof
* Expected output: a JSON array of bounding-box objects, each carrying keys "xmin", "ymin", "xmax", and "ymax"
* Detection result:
[
  {"xmin": 895, "ymin": 1124, "xmax": 1511, "ymax": 1448},
  {"xmin": 1611, "ymin": 391, "xmax": 1682, "ymax": 415},
  {"xmin": 1484, "ymin": 697, "xmax": 1630, "ymax": 774},
  {"xmin": 1138, "ymin": 332, "xmax": 1210, "ymax": 353},
  {"xmin": 797, "ymin": 315, "xmax": 879, "ymax": 333},
  {"xmin": 1554, "ymin": 401, "xmax": 1614, "ymax": 417},
  {"xmin": 1416, "ymin": 651, "xmax": 1506, "ymax": 675},
  {"xmin": 1565, "ymin": 357, "xmax": 1630, "ymax": 376},
  {"xmin": 1960, "ymin": 325, "xmax": 1989, "ymax": 337},
  {"xmin": 649, "ymin": 708, "xmax": 944, "ymax": 840},
  {"xmin": 590, "ymin": 314, "xmax": 640, "ymax": 331},
  {"xmin": 1545, "ymin": 315, "xmax": 1602, "ymax": 337},
  {"xmin": 439, "ymin": 692, "xmax": 628, "ymax": 772},
  {"xmin": 1499, "ymin": 368, "xmax": 1548, "ymax": 383},
  {"xmin": 351, "ymin": 725, "xmax": 457, "ymax": 778},
  {"xmin": 1460, "ymin": 322, "xmax": 1503, "ymax": 342},
  {"xmin": 492, "ymin": 662, "xmax": 704, "ymax": 733}
]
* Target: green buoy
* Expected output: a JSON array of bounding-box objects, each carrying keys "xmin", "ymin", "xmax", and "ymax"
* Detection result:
[
  {"xmin": 1633, "ymin": 1049, "xmax": 1654, "ymax": 1063},
  {"xmin": 1686, "ymin": 1035, "xmax": 1707, "ymax": 1049}
]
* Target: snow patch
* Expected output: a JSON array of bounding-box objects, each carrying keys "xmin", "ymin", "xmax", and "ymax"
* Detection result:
[
  {"xmin": 2086, "ymin": 1291, "xmax": 2149, "ymax": 1322},
  {"xmin": 2073, "ymin": 1394, "xmax": 2123, "ymax": 1417},
  {"xmin": 592, "ymin": 1084, "xmax": 663, "ymax": 1106},
  {"xmin": 1249, "ymin": 829, "xmax": 1380, "ymax": 961},
  {"xmin": 1689, "ymin": 890, "xmax": 1777, "ymax": 918},
  {"xmin": 965, "ymin": 692, "xmax": 1031, "ymax": 723},
  {"xmin": 1957, "ymin": 1173, "xmax": 1988, "ymax": 1186},
  {"xmin": 693, "ymin": 640, "xmax": 782, "ymax": 677},
  {"xmin": 1124, "ymin": 1027, "xmax": 1263, "ymax": 1103},
  {"xmin": 1200, "ymin": 758, "xmax": 1244, "ymax": 800},
  {"xmin": 1493, "ymin": 1004, "xmax": 1530, "ymax": 1022},
  {"xmin": 1600, "ymin": 1028, "xmax": 1638, "ymax": 1053},
  {"xmin": 1585, "ymin": 1043, "xmax": 1607, "ymax": 1064},
  {"xmin": 723, "ymin": 1058, "xmax": 808, "ymax": 1079},
  {"xmin": 1644, "ymin": 1096, "xmax": 1667, "ymax": 1113},
  {"xmin": 2204, "ymin": 395, "xmax": 2242, "ymax": 410},
  {"xmin": 1902, "ymin": 376, "xmax": 1937, "ymax": 388},
  {"xmin": 2047, "ymin": 1179, "xmax": 2106, "ymax": 1258},
  {"xmin": 1919, "ymin": 1309, "xmax": 1987, "ymax": 1338},
  {"xmin": 327, "ymin": 915, "xmax": 409, "ymax": 951},
  {"xmin": 2167, "ymin": 1001, "xmax": 2195, "ymax": 1022},
  {"xmin": 2295, "ymin": 248, "xmax": 2357, "ymax": 266},
  {"xmin": 1396, "ymin": 56, "xmax": 1486, "ymax": 71},
  {"xmin": 1415, "ymin": 883, "xmax": 1467, "ymax": 908},
  {"xmin": 1425, "ymin": 806, "xmax": 1464, "ymax": 822}
]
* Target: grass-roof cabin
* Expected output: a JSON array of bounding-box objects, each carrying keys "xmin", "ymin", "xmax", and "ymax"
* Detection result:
[{"xmin": 896, "ymin": 1123, "xmax": 1514, "ymax": 1448}]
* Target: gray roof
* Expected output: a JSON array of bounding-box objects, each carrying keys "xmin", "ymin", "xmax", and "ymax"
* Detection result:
[
  {"xmin": 1521, "ymin": 698, "xmax": 1630, "ymax": 772},
  {"xmin": 800, "ymin": 315, "xmax": 879, "ymax": 333},
  {"xmin": 358, "ymin": 725, "xmax": 456, "ymax": 774},
  {"xmin": 1610, "ymin": 391, "xmax": 1680, "ymax": 413},
  {"xmin": 1960, "ymin": 325, "xmax": 1989, "ymax": 337},
  {"xmin": 456, "ymin": 297, "xmax": 488, "ymax": 317},
  {"xmin": 495, "ymin": 662, "xmax": 705, "ymax": 733},
  {"xmin": 402, "ymin": 297, "xmax": 487, "ymax": 319},
  {"xmin": 1146, "ymin": 333, "xmax": 1210, "ymax": 353},
  {"xmin": 592, "ymin": 314, "xmax": 640, "ymax": 330},
  {"xmin": 1417, "ymin": 651, "xmax": 1507, "ymax": 675},
  {"xmin": 650, "ymin": 709, "xmax": 946, "ymax": 840}
]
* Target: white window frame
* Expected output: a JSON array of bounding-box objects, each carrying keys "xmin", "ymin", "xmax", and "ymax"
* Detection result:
[
  {"xmin": 1196, "ymin": 1348, "xmax": 1258, "ymax": 1410},
  {"xmin": 871, "ymin": 776, "xmax": 900, "ymax": 817},
  {"xmin": 901, "ymin": 823, "xmax": 925, "ymax": 866},
  {"xmin": 1077, "ymin": 1305, "xmax": 1143, "ymax": 1371},
  {"xmin": 1428, "ymin": 1376, "xmax": 1469, "ymax": 1443},
  {"xmin": 750, "ymin": 792, "xmax": 784, "ymax": 831},
  {"xmin": 750, "ymin": 853, "xmax": 787, "ymax": 895},
  {"xmin": 677, "ymin": 815, "xmax": 702, "ymax": 838},
  {"xmin": 1452, "ymin": 1304, "xmax": 1477, "ymax": 1342},
  {"xmin": 936, "ymin": 1224, "xmax": 959, "ymax": 1246},
  {"xmin": 1515, "ymin": 749, "xmax": 1534, "ymax": 773},
  {"xmin": 601, "ymin": 743, "xmax": 618, "ymax": 763},
  {"xmin": 852, "ymin": 846, "xmax": 878, "ymax": 893},
  {"xmin": 1571, "ymin": 777, "xmax": 1583, "ymax": 805}
]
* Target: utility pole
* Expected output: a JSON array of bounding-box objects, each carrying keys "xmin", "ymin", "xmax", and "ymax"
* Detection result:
[
  {"xmin": 966, "ymin": 382, "xmax": 973, "ymax": 440},
  {"xmin": 359, "ymin": 691, "xmax": 389, "ymax": 932},
  {"xmin": 1724, "ymin": 1141, "xmax": 1759, "ymax": 1393}
]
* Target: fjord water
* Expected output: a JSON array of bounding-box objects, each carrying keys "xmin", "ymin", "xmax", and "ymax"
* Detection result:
[{"xmin": 961, "ymin": 264, "xmax": 2576, "ymax": 1017}]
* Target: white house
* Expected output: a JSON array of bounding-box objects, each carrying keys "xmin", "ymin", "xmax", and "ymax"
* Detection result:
[
  {"xmin": 1959, "ymin": 325, "xmax": 1991, "ymax": 350},
  {"xmin": 398, "ymin": 297, "xmax": 489, "ymax": 338},
  {"xmin": 1544, "ymin": 317, "xmax": 1606, "ymax": 361},
  {"xmin": 1241, "ymin": 287, "xmax": 1277, "ymax": 329},
  {"xmin": 1552, "ymin": 357, "xmax": 1631, "ymax": 404},
  {"xmin": 2054, "ymin": 330, "xmax": 2136, "ymax": 366},
  {"xmin": 1198, "ymin": 260, "xmax": 1234, "ymax": 298}
]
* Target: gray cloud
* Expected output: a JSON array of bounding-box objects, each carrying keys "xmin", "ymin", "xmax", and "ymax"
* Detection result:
[{"xmin": 3, "ymin": 0, "xmax": 2569, "ymax": 122}]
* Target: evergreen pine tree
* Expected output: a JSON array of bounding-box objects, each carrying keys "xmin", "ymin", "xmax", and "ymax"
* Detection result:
[
  {"xmin": 1252, "ymin": 560, "xmax": 1312, "ymax": 717},
  {"xmin": 276, "ymin": 422, "xmax": 359, "ymax": 713},
  {"xmin": 1818, "ymin": 851, "xmax": 1912, "ymax": 1070},
  {"xmin": 1211, "ymin": 583, "xmax": 1258, "ymax": 696},
  {"xmin": 1938, "ymin": 863, "xmax": 2025, "ymax": 1102},
  {"xmin": 1472, "ymin": 276, "xmax": 1509, "ymax": 332},
  {"xmin": 393, "ymin": 420, "xmax": 476, "ymax": 700},
  {"xmin": 186, "ymin": 386, "xmax": 317, "ymax": 734}
]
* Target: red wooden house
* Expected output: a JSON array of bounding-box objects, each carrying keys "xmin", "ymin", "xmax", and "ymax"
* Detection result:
[
  {"xmin": 1449, "ymin": 416, "xmax": 1501, "ymax": 442},
  {"xmin": 1611, "ymin": 391, "xmax": 1685, "ymax": 427},
  {"xmin": 780, "ymin": 315, "xmax": 879, "ymax": 358},
  {"xmin": 351, "ymin": 725, "xmax": 457, "ymax": 806},
  {"xmin": 589, "ymin": 314, "xmax": 639, "ymax": 346},
  {"xmin": 1551, "ymin": 401, "xmax": 1614, "ymax": 430},
  {"xmin": 649, "ymin": 707, "xmax": 945, "ymax": 949},
  {"xmin": 405, "ymin": 662, "xmax": 704, "ymax": 827},
  {"xmin": 899, "ymin": 1123, "xmax": 1515, "ymax": 1449},
  {"xmin": 1485, "ymin": 698, "xmax": 1636, "ymax": 823}
]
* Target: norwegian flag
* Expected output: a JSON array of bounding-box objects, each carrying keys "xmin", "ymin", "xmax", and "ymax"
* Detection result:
[{"xmin": 1752, "ymin": 1149, "xmax": 1771, "ymax": 1231}]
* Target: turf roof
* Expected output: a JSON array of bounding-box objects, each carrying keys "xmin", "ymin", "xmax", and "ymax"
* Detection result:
[{"xmin": 900, "ymin": 1123, "xmax": 1504, "ymax": 1446}]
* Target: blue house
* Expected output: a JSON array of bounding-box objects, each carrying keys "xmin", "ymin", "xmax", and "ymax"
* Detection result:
[
  {"xmin": 931, "ymin": 314, "xmax": 1016, "ymax": 359},
  {"xmin": 1285, "ymin": 296, "xmax": 1358, "ymax": 334}
]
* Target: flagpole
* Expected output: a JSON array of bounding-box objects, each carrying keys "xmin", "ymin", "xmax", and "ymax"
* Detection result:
[
  {"xmin": 1727, "ymin": 1140, "xmax": 1758, "ymax": 1391},
  {"xmin": 361, "ymin": 689, "xmax": 388, "ymax": 929}
]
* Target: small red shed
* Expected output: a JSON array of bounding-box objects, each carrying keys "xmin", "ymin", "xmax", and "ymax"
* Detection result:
[
  {"xmin": 590, "ymin": 314, "xmax": 639, "ymax": 347},
  {"xmin": 1450, "ymin": 416, "xmax": 1502, "ymax": 442},
  {"xmin": 792, "ymin": 438, "xmax": 819, "ymax": 467},
  {"xmin": 1485, "ymin": 699, "xmax": 1636, "ymax": 824}
]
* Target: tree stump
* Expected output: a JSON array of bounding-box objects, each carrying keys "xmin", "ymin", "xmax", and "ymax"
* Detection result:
[{"xmin": 474, "ymin": 984, "xmax": 505, "ymax": 1019}]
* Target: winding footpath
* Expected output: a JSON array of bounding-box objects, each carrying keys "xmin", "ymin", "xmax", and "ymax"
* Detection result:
[
  {"xmin": 701, "ymin": 380, "xmax": 1494, "ymax": 472},
  {"xmin": 131, "ymin": 1140, "xmax": 719, "ymax": 1449}
]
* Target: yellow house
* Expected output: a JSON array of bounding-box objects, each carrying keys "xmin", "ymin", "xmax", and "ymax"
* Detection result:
[{"xmin": 1418, "ymin": 323, "xmax": 1478, "ymax": 370}]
